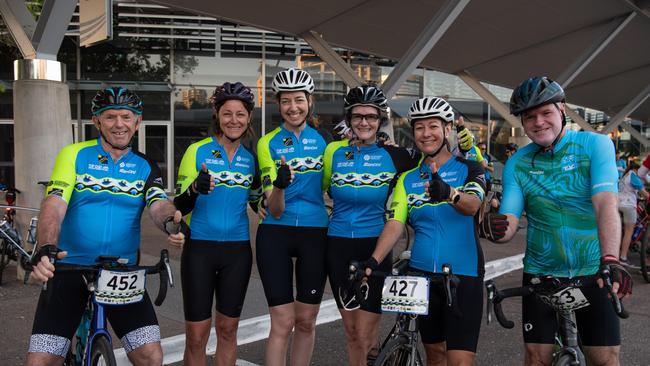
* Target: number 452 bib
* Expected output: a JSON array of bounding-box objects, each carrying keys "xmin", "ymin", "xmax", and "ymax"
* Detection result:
[{"xmin": 96, "ymin": 269, "xmax": 146, "ymax": 305}]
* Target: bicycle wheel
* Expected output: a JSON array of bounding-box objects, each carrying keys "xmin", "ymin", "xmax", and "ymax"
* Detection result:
[
  {"xmin": 641, "ymin": 232, "xmax": 650, "ymax": 283},
  {"xmin": 89, "ymin": 336, "xmax": 117, "ymax": 366},
  {"xmin": 552, "ymin": 350, "xmax": 585, "ymax": 366},
  {"xmin": 374, "ymin": 335, "xmax": 424, "ymax": 366}
]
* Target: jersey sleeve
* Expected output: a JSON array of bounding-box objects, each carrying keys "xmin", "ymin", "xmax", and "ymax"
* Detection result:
[
  {"xmin": 473, "ymin": 146, "xmax": 485, "ymax": 163},
  {"xmin": 46, "ymin": 144, "xmax": 81, "ymax": 203},
  {"xmin": 630, "ymin": 172, "xmax": 644, "ymax": 190},
  {"xmin": 588, "ymin": 133, "xmax": 618, "ymax": 195},
  {"xmin": 385, "ymin": 145, "xmax": 421, "ymax": 173},
  {"xmin": 143, "ymin": 158, "xmax": 168, "ymax": 208},
  {"xmin": 322, "ymin": 142, "xmax": 338, "ymax": 192},
  {"xmin": 173, "ymin": 144, "xmax": 201, "ymax": 214},
  {"xmin": 385, "ymin": 174, "xmax": 408, "ymax": 224},
  {"xmin": 257, "ymin": 134, "xmax": 277, "ymax": 192},
  {"xmin": 461, "ymin": 160, "xmax": 486, "ymax": 202},
  {"xmin": 499, "ymin": 157, "xmax": 525, "ymax": 218}
]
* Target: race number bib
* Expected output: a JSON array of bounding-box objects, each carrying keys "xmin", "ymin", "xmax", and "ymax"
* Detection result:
[
  {"xmin": 381, "ymin": 276, "xmax": 429, "ymax": 315},
  {"xmin": 539, "ymin": 287, "xmax": 590, "ymax": 311},
  {"xmin": 96, "ymin": 269, "xmax": 146, "ymax": 305}
]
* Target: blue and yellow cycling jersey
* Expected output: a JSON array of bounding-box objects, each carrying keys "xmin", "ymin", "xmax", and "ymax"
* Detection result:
[
  {"xmin": 45, "ymin": 139, "xmax": 168, "ymax": 265},
  {"xmin": 257, "ymin": 124, "xmax": 328, "ymax": 227},
  {"xmin": 175, "ymin": 137, "xmax": 261, "ymax": 241},
  {"xmin": 500, "ymin": 130, "xmax": 618, "ymax": 278},
  {"xmin": 323, "ymin": 141, "xmax": 418, "ymax": 238},
  {"xmin": 387, "ymin": 156, "xmax": 486, "ymax": 277},
  {"xmin": 463, "ymin": 145, "xmax": 484, "ymax": 163}
]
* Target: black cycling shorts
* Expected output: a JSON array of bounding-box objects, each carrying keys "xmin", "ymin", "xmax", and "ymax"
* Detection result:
[
  {"xmin": 30, "ymin": 270, "xmax": 158, "ymax": 355},
  {"xmin": 521, "ymin": 273, "xmax": 620, "ymax": 346},
  {"xmin": 326, "ymin": 236, "xmax": 392, "ymax": 314},
  {"xmin": 418, "ymin": 273, "xmax": 483, "ymax": 352},
  {"xmin": 256, "ymin": 224, "xmax": 327, "ymax": 307},
  {"xmin": 181, "ymin": 239, "xmax": 252, "ymax": 320}
]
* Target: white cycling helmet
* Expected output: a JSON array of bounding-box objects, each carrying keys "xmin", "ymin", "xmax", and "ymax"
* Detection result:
[
  {"xmin": 271, "ymin": 68, "xmax": 315, "ymax": 95},
  {"xmin": 408, "ymin": 97, "xmax": 454, "ymax": 124}
]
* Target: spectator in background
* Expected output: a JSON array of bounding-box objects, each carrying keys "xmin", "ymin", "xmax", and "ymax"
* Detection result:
[
  {"xmin": 618, "ymin": 161, "xmax": 648, "ymax": 268},
  {"xmin": 616, "ymin": 151, "xmax": 627, "ymax": 179},
  {"xmin": 504, "ymin": 143, "xmax": 518, "ymax": 162},
  {"xmin": 478, "ymin": 142, "xmax": 494, "ymax": 191}
]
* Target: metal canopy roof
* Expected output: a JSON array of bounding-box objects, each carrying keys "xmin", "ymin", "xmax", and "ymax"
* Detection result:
[{"xmin": 150, "ymin": 0, "xmax": 650, "ymax": 122}]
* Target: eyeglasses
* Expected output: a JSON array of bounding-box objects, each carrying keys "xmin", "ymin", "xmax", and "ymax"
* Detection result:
[{"xmin": 350, "ymin": 113, "xmax": 380, "ymax": 123}]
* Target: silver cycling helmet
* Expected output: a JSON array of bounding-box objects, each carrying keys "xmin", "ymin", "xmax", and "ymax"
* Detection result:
[
  {"xmin": 408, "ymin": 97, "xmax": 454, "ymax": 125},
  {"xmin": 271, "ymin": 68, "xmax": 315, "ymax": 95}
]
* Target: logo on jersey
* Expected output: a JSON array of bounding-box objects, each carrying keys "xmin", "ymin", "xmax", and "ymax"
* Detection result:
[
  {"xmin": 98, "ymin": 155, "xmax": 108, "ymax": 164},
  {"xmin": 345, "ymin": 151, "xmax": 354, "ymax": 160},
  {"xmin": 302, "ymin": 138, "xmax": 317, "ymax": 145},
  {"xmin": 420, "ymin": 171, "xmax": 429, "ymax": 180},
  {"xmin": 282, "ymin": 137, "xmax": 293, "ymax": 146},
  {"xmin": 561, "ymin": 154, "xmax": 576, "ymax": 172},
  {"xmin": 211, "ymin": 150, "xmax": 222, "ymax": 159}
]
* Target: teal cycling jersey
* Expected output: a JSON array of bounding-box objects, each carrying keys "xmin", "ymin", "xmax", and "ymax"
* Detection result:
[
  {"xmin": 500, "ymin": 130, "xmax": 618, "ymax": 278},
  {"xmin": 323, "ymin": 141, "xmax": 418, "ymax": 238},
  {"xmin": 174, "ymin": 137, "xmax": 261, "ymax": 241},
  {"xmin": 387, "ymin": 156, "xmax": 486, "ymax": 277},
  {"xmin": 45, "ymin": 139, "xmax": 168, "ymax": 265},
  {"xmin": 257, "ymin": 124, "xmax": 328, "ymax": 227}
]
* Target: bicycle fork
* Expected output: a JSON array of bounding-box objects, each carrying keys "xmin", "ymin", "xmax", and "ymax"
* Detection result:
[
  {"xmin": 82, "ymin": 299, "xmax": 112, "ymax": 365},
  {"xmin": 553, "ymin": 310, "xmax": 586, "ymax": 365}
]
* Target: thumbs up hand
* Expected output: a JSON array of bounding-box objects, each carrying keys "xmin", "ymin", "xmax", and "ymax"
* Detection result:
[
  {"xmin": 273, "ymin": 156, "xmax": 294, "ymax": 190},
  {"xmin": 424, "ymin": 162, "xmax": 452, "ymax": 203},
  {"xmin": 192, "ymin": 163, "xmax": 214, "ymax": 194}
]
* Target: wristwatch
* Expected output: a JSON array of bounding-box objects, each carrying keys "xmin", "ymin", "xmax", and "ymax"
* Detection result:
[{"xmin": 449, "ymin": 187, "xmax": 461, "ymax": 204}]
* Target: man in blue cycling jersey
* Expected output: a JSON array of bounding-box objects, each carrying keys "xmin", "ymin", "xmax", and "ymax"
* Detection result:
[
  {"xmin": 27, "ymin": 87, "xmax": 184, "ymax": 366},
  {"xmin": 481, "ymin": 77, "xmax": 632, "ymax": 365}
]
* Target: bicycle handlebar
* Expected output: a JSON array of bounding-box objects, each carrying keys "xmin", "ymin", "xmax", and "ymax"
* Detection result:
[
  {"xmin": 45, "ymin": 250, "xmax": 173, "ymax": 306},
  {"xmin": 486, "ymin": 270, "xmax": 629, "ymax": 330}
]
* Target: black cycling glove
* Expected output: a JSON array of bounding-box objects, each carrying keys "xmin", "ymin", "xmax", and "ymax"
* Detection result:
[
  {"xmin": 479, "ymin": 213, "xmax": 509, "ymax": 242},
  {"xmin": 30, "ymin": 244, "xmax": 60, "ymax": 267},
  {"xmin": 273, "ymin": 163, "xmax": 292, "ymax": 189},
  {"xmin": 599, "ymin": 255, "xmax": 633, "ymax": 296},
  {"xmin": 192, "ymin": 169, "xmax": 212, "ymax": 194},
  {"xmin": 427, "ymin": 172, "xmax": 452, "ymax": 203}
]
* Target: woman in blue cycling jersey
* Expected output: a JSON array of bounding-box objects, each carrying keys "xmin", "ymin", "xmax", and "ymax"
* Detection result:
[
  {"xmin": 174, "ymin": 82, "xmax": 261, "ymax": 366},
  {"xmin": 323, "ymin": 84, "xmax": 418, "ymax": 365},
  {"xmin": 256, "ymin": 68, "xmax": 328, "ymax": 366},
  {"xmin": 365, "ymin": 97, "xmax": 486, "ymax": 365}
]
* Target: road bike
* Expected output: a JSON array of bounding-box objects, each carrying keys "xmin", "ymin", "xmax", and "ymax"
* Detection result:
[
  {"xmin": 485, "ymin": 267, "xmax": 628, "ymax": 366},
  {"xmin": 40, "ymin": 249, "xmax": 174, "ymax": 366},
  {"xmin": 347, "ymin": 252, "xmax": 458, "ymax": 366}
]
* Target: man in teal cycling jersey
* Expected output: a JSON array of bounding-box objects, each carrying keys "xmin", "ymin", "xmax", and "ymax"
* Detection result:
[
  {"xmin": 28, "ymin": 87, "xmax": 184, "ymax": 366},
  {"xmin": 481, "ymin": 77, "xmax": 631, "ymax": 365}
]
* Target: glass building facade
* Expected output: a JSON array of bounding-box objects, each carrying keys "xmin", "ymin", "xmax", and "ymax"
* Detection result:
[{"xmin": 0, "ymin": 1, "xmax": 636, "ymax": 191}]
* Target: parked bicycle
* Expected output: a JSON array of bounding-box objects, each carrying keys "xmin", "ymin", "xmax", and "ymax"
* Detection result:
[
  {"xmin": 347, "ymin": 252, "xmax": 458, "ymax": 366},
  {"xmin": 485, "ymin": 267, "xmax": 628, "ymax": 366},
  {"xmin": 0, "ymin": 186, "xmax": 37, "ymax": 285},
  {"xmin": 38, "ymin": 249, "xmax": 174, "ymax": 366},
  {"xmin": 628, "ymin": 198, "xmax": 650, "ymax": 282}
]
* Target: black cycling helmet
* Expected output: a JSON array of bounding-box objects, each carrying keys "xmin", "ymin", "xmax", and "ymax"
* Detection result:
[
  {"xmin": 211, "ymin": 82, "xmax": 255, "ymax": 113},
  {"xmin": 344, "ymin": 84, "xmax": 388, "ymax": 112},
  {"xmin": 509, "ymin": 76, "xmax": 565, "ymax": 116},
  {"xmin": 91, "ymin": 87, "xmax": 143, "ymax": 116},
  {"xmin": 505, "ymin": 142, "xmax": 519, "ymax": 152}
]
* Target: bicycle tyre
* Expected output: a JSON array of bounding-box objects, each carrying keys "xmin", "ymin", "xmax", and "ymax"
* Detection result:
[
  {"xmin": 373, "ymin": 335, "xmax": 424, "ymax": 366},
  {"xmin": 0, "ymin": 239, "xmax": 10, "ymax": 285},
  {"xmin": 553, "ymin": 351, "xmax": 585, "ymax": 366},
  {"xmin": 641, "ymin": 232, "xmax": 650, "ymax": 283},
  {"xmin": 90, "ymin": 336, "xmax": 117, "ymax": 366}
]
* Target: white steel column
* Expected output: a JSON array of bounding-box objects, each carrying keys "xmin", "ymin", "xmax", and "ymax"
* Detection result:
[
  {"xmin": 381, "ymin": 0, "xmax": 471, "ymax": 98},
  {"xmin": 601, "ymin": 83, "xmax": 650, "ymax": 134},
  {"xmin": 456, "ymin": 70, "xmax": 521, "ymax": 128},
  {"xmin": 300, "ymin": 31, "xmax": 363, "ymax": 88},
  {"xmin": 556, "ymin": 13, "xmax": 635, "ymax": 88},
  {"xmin": 564, "ymin": 108, "xmax": 596, "ymax": 132}
]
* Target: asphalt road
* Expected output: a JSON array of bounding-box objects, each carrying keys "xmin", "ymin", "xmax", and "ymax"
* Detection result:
[{"xmin": 1, "ymin": 211, "xmax": 649, "ymax": 365}]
